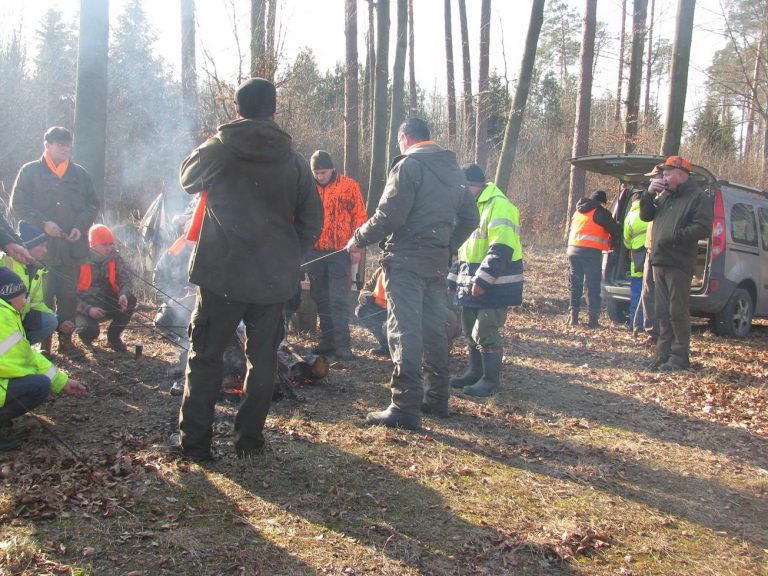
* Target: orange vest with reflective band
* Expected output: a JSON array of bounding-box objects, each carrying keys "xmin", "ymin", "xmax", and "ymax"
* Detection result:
[
  {"xmin": 568, "ymin": 208, "xmax": 611, "ymax": 251},
  {"xmin": 77, "ymin": 260, "xmax": 118, "ymax": 295},
  {"xmin": 372, "ymin": 270, "xmax": 387, "ymax": 309}
]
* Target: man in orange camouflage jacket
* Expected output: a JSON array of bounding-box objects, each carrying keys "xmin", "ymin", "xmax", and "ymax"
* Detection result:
[{"xmin": 306, "ymin": 150, "xmax": 367, "ymax": 360}]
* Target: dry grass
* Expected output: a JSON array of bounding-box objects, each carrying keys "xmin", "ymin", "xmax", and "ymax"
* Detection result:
[{"xmin": 1, "ymin": 247, "xmax": 767, "ymax": 575}]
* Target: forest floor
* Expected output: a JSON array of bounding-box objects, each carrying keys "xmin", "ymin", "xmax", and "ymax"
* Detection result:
[{"xmin": 1, "ymin": 247, "xmax": 767, "ymax": 576}]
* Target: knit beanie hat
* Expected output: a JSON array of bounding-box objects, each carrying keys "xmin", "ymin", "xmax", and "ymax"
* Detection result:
[
  {"xmin": 463, "ymin": 164, "xmax": 486, "ymax": 185},
  {"xmin": 235, "ymin": 78, "xmax": 277, "ymax": 119},
  {"xmin": 0, "ymin": 267, "xmax": 27, "ymax": 302},
  {"xmin": 310, "ymin": 150, "xmax": 334, "ymax": 171},
  {"xmin": 18, "ymin": 221, "xmax": 48, "ymax": 249},
  {"xmin": 590, "ymin": 189, "xmax": 608, "ymax": 204},
  {"xmin": 89, "ymin": 224, "xmax": 114, "ymax": 247}
]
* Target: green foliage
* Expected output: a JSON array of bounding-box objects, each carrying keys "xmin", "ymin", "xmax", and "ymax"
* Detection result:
[
  {"xmin": 107, "ymin": 0, "xmax": 185, "ymax": 218},
  {"xmin": 688, "ymin": 98, "xmax": 738, "ymax": 156},
  {"xmin": 33, "ymin": 9, "xmax": 76, "ymax": 130}
]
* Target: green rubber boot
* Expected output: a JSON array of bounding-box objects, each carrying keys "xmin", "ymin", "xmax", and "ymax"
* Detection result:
[
  {"xmin": 450, "ymin": 346, "xmax": 483, "ymax": 389},
  {"xmin": 463, "ymin": 351, "xmax": 503, "ymax": 397}
]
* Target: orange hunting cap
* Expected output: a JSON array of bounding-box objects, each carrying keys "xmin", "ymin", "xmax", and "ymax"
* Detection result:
[
  {"xmin": 661, "ymin": 155, "xmax": 691, "ymax": 173},
  {"xmin": 88, "ymin": 224, "xmax": 114, "ymax": 247}
]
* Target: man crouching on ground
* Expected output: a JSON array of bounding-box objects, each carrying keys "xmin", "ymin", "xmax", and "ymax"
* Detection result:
[{"xmin": 173, "ymin": 78, "xmax": 323, "ymax": 460}]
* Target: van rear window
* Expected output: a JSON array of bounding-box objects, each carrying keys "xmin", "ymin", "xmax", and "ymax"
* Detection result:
[{"xmin": 731, "ymin": 203, "xmax": 758, "ymax": 247}]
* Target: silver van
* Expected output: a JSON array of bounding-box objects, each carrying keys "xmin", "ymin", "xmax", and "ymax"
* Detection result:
[{"xmin": 570, "ymin": 153, "xmax": 768, "ymax": 337}]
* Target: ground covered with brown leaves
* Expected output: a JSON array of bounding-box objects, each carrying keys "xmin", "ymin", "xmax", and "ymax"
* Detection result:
[{"xmin": 1, "ymin": 247, "xmax": 767, "ymax": 576}]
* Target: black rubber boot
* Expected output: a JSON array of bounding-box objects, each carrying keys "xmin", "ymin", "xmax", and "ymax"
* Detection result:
[
  {"xmin": 450, "ymin": 346, "xmax": 483, "ymax": 389},
  {"xmin": 463, "ymin": 351, "xmax": 503, "ymax": 397},
  {"xmin": 566, "ymin": 308, "xmax": 579, "ymax": 327},
  {"xmin": 587, "ymin": 311, "xmax": 602, "ymax": 329}
]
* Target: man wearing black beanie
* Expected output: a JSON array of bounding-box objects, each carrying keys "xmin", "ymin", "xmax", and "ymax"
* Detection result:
[{"xmin": 173, "ymin": 78, "xmax": 323, "ymax": 461}]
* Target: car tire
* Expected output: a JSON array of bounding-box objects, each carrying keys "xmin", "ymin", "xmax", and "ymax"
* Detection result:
[
  {"xmin": 713, "ymin": 287, "xmax": 753, "ymax": 338},
  {"xmin": 606, "ymin": 299, "xmax": 629, "ymax": 324}
]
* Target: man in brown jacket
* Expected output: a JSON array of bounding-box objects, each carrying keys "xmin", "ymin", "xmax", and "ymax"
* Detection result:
[
  {"xmin": 10, "ymin": 127, "xmax": 100, "ymax": 356},
  {"xmin": 173, "ymin": 78, "xmax": 323, "ymax": 460}
]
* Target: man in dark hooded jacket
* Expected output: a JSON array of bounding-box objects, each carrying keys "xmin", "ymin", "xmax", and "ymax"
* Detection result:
[
  {"xmin": 346, "ymin": 118, "xmax": 479, "ymax": 429},
  {"xmin": 566, "ymin": 190, "xmax": 621, "ymax": 328},
  {"xmin": 173, "ymin": 78, "xmax": 323, "ymax": 460}
]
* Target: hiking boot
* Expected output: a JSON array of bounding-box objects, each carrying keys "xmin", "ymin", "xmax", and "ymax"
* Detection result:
[
  {"xmin": 170, "ymin": 380, "xmax": 184, "ymax": 396},
  {"xmin": 463, "ymin": 351, "xmax": 503, "ymax": 398},
  {"xmin": 311, "ymin": 342, "xmax": 336, "ymax": 356},
  {"xmin": 0, "ymin": 426, "xmax": 20, "ymax": 452},
  {"xmin": 365, "ymin": 407, "xmax": 421, "ymax": 430},
  {"xmin": 566, "ymin": 308, "xmax": 579, "ymax": 327},
  {"xmin": 420, "ymin": 401, "xmax": 449, "ymax": 418},
  {"xmin": 335, "ymin": 347, "xmax": 356, "ymax": 361},
  {"xmin": 39, "ymin": 336, "xmax": 52, "ymax": 358},
  {"xmin": 108, "ymin": 338, "xmax": 128, "ymax": 352},
  {"xmin": 643, "ymin": 335, "xmax": 658, "ymax": 346},
  {"xmin": 166, "ymin": 433, "xmax": 214, "ymax": 462},
  {"xmin": 57, "ymin": 333, "xmax": 84, "ymax": 358},
  {"xmin": 450, "ymin": 346, "xmax": 483, "ymax": 389},
  {"xmin": 587, "ymin": 311, "xmax": 602, "ymax": 329},
  {"xmin": 659, "ymin": 361, "xmax": 688, "ymax": 373},
  {"xmin": 644, "ymin": 356, "xmax": 668, "ymax": 371},
  {"xmin": 368, "ymin": 345, "xmax": 390, "ymax": 357}
]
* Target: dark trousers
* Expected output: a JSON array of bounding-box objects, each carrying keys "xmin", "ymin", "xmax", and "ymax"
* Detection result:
[
  {"xmin": 306, "ymin": 250, "xmax": 352, "ymax": 349},
  {"xmin": 384, "ymin": 266, "xmax": 449, "ymax": 415},
  {"xmin": 630, "ymin": 277, "xmax": 643, "ymax": 332},
  {"xmin": 75, "ymin": 294, "xmax": 137, "ymax": 343},
  {"xmin": 355, "ymin": 301, "xmax": 388, "ymax": 347},
  {"xmin": 179, "ymin": 287, "xmax": 283, "ymax": 456},
  {"xmin": 653, "ymin": 266, "xmax": 692, "ymax": 367},
  {"xmin": 0, "ymin": 374, "xmax": 51, "ymax": 423},
  {"xmin": 639, "ymin": 252, "xmax": 656, "ymax": 337},
  {"xmin": 44, "ymin": 264, "xmax": 79, "ymax": 325},
  {"xmin": 568, "ymin": 252, "xmax": 602, "ymax": 313}
]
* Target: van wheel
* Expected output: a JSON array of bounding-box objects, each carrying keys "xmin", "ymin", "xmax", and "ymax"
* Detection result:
[
  {"xmin": 606, "ymin": 300, "xmax": 629, "ymax": 324},
  {"xmin": 714, "ymin": 288, "xmax": 753, "ymax": 338}
]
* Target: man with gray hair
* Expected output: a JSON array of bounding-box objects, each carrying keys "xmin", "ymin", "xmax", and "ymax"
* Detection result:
[{"xmin": 346, "ymin": 118, "xmax": 479, "ymax": 429}]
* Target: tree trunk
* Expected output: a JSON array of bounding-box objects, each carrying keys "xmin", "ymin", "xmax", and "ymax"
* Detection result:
[
  {"xmin": 366, "ymin": 0, "xmax": 390, "ymax": 213},
  {"xmin": 265, "ymin": 0, "xmax": 277, "ymax": 81},
  {"xmin": 388, "ymin": 0, "xmax": 408, "ymax": 164},
  {"xmin": 344, "ymin": 0, "xmax": 359, "ymax": 181},
  {"xmin": 614, "ymin": 0, "xmax": 627, "ymax": 122},
  {"xmin": 661, "ymin": 0, "xmax": 695, "ymax": 156},
  {"xmin": 623, "ymin": 0, "xmax": 647, "ymax": 153},
  {"xmin": 494, "ymin": 0, "xmax": 545, "ymax": 191},
  {"xmin": 408, "ymin": 0, "xmax": 417, "ymax": 116},
  {"xmin": 250, "ymin": 0, "xmax": 265, "ymax": 77},
  {"xmin": 73, "ymin": 0, "xmax": 109, "ymax": 205},
  {"xmin": 745, "ymin": 30, "xmax": 764, "ymax": 159},
  {"xmin": 458, "ymin": 0, "xmax": 475, "ymax": 152},
  {"xmin": 180, "ymin": 0, "xmax": 199, "ymax": 141},
  {"xmin": 362, "ymin": 0, "xmax": 375, "ymax": 144},
  {"xmin": 475, "ymin": 0, "xmax": 491, "ymax": 167},
  {"xmin": 567, "ymin": 0, "xmax": 598, "ymax": 233},
  {"xmin": 444, "ymin": 0, "xmax": 457, "ymax": 148},
  {"xmin": 642, "ymin": 0, "xmax": 655, "ymax": 121}
]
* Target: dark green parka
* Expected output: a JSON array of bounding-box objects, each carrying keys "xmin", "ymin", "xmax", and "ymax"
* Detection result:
[{"xmin": 179, "ymin": 118, "xmax": 323, "ymax": 304}]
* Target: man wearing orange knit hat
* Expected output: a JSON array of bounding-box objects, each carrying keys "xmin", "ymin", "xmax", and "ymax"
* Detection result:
[{"xmin": 74, "ymin": 224, "xmax": 136, "ymax": 352}]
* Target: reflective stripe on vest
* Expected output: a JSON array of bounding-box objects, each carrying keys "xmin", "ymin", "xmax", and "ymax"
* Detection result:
[
  {"xmin": 569, "ymin": 208, "xmax": 611, "ymax": 251},
  {"xmin": 77, "ymin": 260, "xmax": 118, "ymax": 295},
  {"xmin": 0, "ymin": 331, "xmax": 23, "ymax": 356}
]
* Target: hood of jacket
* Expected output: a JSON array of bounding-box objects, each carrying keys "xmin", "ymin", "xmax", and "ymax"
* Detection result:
[
  {"xmin": 393, "ymin": 143, "xmax": 466, "ymax": 188},
  {"xmin": 216, "ymin": 118, "xmax": 292, "ymax": 163},
  {"xmin": 576, "ymin": 197, "xmax": 603, "ymax": 213}
]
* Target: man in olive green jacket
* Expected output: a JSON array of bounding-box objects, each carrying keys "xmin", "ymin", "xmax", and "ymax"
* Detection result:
[{"xmin": 347, "ymin": 118, "xmax": 479, "ymax": 429}]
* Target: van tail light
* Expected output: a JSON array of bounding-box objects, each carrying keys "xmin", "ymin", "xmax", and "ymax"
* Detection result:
[
  {"xmin": 711, "ymin": 188, "xmax": 725, "ymax": 262},
  {"xmin": 708, "ymin": 278, "xmax": 720, "ymax": 292}
]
